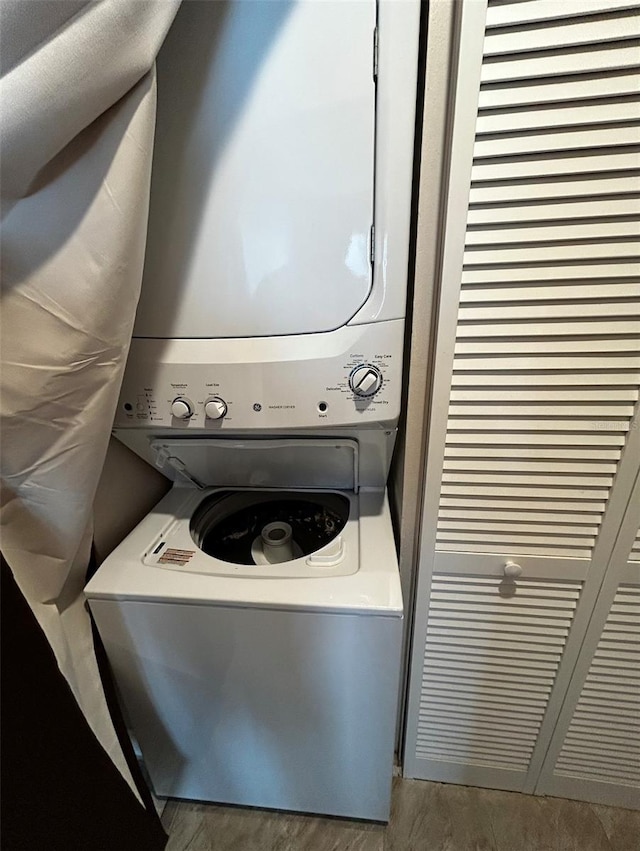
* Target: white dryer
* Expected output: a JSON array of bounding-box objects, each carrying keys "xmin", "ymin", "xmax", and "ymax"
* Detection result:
[{"xmin": 85, "ymin": 0, "xmax": 420, "ymax": 823}]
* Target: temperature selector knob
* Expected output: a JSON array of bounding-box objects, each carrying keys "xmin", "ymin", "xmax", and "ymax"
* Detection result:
[
  {"xmin": 171, "ymin": 397, "xmax": 193, "ymax": 419},
  {"xmin": 205, "ymin": 397, "xmax": 227, "ymax": 420},
  {"xmin": 349, "ymin": 364, "xmax": 382, "ymax": 397}
]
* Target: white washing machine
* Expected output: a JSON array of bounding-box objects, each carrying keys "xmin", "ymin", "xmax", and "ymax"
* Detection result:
[{"xmin": 85, "ymin": 0, "xmax": 420, "ymax": 823}]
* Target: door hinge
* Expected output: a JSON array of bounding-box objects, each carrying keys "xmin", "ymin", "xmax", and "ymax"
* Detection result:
[
  {"xmin": 373, "ymin": 27, "xmax": 378, "ymax": 81},
  {"xmin": 370, "ymin": 224, "xmax": 375, "ymax": 265}
]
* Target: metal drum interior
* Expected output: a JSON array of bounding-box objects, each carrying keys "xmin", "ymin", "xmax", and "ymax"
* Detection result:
[{"xmin": 190, "ymin": 491, "xmax": 350, "ymax": 565}]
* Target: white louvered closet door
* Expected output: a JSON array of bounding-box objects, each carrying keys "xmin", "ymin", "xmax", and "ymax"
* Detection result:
[
  {"xmin": 403, "ymin": 0, "xmax": 640, "ymax": 795},
  {"xmin": 535, "ymin": 477, "xmax": 640, "ymax": 810}
]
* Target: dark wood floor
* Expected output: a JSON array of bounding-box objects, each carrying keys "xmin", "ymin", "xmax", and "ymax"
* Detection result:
[{"xmin": 161, "ymin": 777, "xmax": 640, "ymax": 851}]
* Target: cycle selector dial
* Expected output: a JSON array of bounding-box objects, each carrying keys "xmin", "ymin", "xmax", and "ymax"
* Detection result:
[
  {"xmin": 171, "ymin": 397, "xmax": 193, "ymax": 419},
  {"xmin": 205, "ymin": 397, "xmax": 227, "ymax": 420},
  {"xmin": 349, "ymin": 364, "xmax": 382, "ymax": 397}
]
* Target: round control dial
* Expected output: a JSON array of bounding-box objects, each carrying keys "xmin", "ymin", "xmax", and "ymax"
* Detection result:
[
  {"xmin": 205, "ymin": 397, "xmax": 227, "ymax": 420},
  {"xmin": 171, "ymin": 397, "xmax": 193, "ymax": 419},
  {"xmin": 349, "ymin": 364, "xmax": 382, "ymax": 397}
]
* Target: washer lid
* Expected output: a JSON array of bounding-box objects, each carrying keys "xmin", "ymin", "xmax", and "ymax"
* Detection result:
[{"xmin": 150, "ymin": 438, "xmax": 359, "ymax": 491}]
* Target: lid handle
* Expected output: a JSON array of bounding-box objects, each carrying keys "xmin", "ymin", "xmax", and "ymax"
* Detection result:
[{"xmin": 152, "ymin": 444, "xmax": 205, "ymax": 489}]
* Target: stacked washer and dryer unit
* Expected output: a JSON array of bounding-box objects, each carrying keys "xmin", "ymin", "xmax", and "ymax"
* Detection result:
[{"xmin": 86, "ymin": 0, "xmax": 420, "ymax": 822}]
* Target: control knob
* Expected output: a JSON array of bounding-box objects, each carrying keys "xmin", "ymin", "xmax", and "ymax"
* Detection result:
[
  {"xmin": 349, "ymin": 364, "xmax": 382, "ymax": 397},
  {"xmin": 205, "ymin": 397, "xmax": 227, "ymax": 420},
  {"xmin": 171, "ymin": 397, "xmax": 193, "ymax": 419}
]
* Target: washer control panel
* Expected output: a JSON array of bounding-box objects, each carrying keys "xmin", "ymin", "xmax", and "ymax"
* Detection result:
[
  {"xmin": 349, "ymin": 364, "xmax": 382, "ymax": 397},
  {"xmin": 171, "ymin": 397, "xmax": 194, "ymax": 419},
  {"xmin": 115, "ymin": 320, "xmax": 403, "ymax": 430},
  {"xmin": 204, "ymin": 397, "xmax": 227, "ymax": 420}
]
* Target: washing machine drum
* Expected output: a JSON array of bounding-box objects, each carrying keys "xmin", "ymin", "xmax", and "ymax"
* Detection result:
[{"xmin": 190, "ymin": 491, "xmax": 350, "ymax": 566}]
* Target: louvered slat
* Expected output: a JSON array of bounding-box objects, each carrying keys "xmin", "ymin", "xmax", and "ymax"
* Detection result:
[
  {"xmin": 474, "ymin": 126, "xmax": 639, "ymax": 158},
  {"xmin": 478, "ymin": 73, "xmax": 640, "ymax": 108},
  {"xmin": 464, "ymin": 242, "xmax": 639, "ymax": 263},
  {"xmin": 467, "ymin": 196, "xmax": 640, "ymax": 224},
  {"xmin": 629, "ymin": 529, "xmax": 640, "ymax": 562},
  {"xmin": 466, "ymin": 221, "xmax": 640, "ymax": 244},
  {"xmin": 474, "ymin": 149, "xmax": 639, "ymax": 182},
  {"xmin": 446, "ymin": 418, "xmax": 628, "ymax": 432},
  {"xmin": 416, "ymin": 574, "xmax": 582, "ymax": 771},
  {"xmin": 455, "ymin": 322, "xmax": 638, "ymax": 339},
  {"xmin": 481, "ymin": 42, "xmax": 640, "ymax": 83},
  {"xmin": 456, "ymin": 339, "xmax": 638, "ymax": 354},
  {"xmin": 444, "ymin": 442, "xmax": 620, "ymax": 456},
  {"xmin": 449, "ymin": 373, "xmax": 636, "ymax": 388},
  {"xmin": 458, "ymin": 284, "xmax": 640, "ymax": 303},
  {"xmin": 553, "ymin": 584, "xmax": 640, "ymax": 786},
  {"xmin": 476, "ymin": 99, "xmax": 640, "ymax": 134},
  {"xmin": 483, "ymin": 12, "xmax": 639, "ymax": 56},
  {"xmin": 485, "ymin": 1, "xmax": 638, "ymax": 29},
  {"xmin": 461, "ymin": 263, "xmax": 639, "ymax": 283}
]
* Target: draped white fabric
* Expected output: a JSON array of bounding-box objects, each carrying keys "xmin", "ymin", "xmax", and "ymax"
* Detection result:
[{"xmin": 1, "ymin": 0, "xmax": 179, "ymax": 793}]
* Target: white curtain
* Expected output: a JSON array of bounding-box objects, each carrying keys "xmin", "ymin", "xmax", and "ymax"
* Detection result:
[{"xmin": 1, "ymin": 0, "xmax": 180, "ymax": 793}]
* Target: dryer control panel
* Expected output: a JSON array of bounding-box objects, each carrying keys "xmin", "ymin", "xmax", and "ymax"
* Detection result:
[{"xmin": 115, "ymin": 320, "xmax": 404, "ymax": 431}]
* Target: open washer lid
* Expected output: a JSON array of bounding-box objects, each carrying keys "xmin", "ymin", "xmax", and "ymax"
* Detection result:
[{"xmin": 150, "ymin": 438, "xmax": 359, "ymax": 492}]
